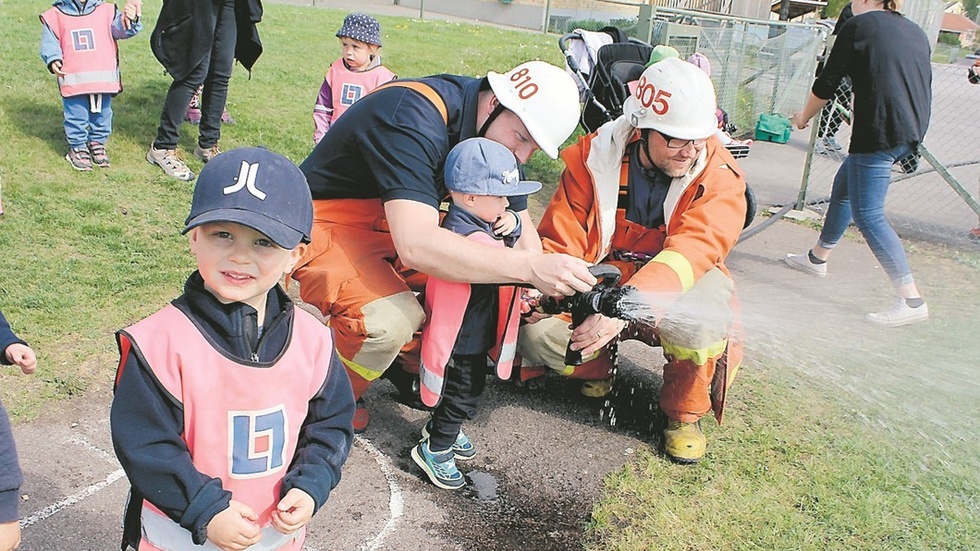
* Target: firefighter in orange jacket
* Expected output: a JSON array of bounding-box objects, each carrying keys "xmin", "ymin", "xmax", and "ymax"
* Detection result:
[{"xmin": 517, "ymin": 57, "xmax": 747, "ymax": 463}]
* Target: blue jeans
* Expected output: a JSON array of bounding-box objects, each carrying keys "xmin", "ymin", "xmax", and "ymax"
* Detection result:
[
  {"xmin": 63, "ymin": 94, "xmax": 113, "ymax": 149},
  {"xmin": 153, "ymin": 0, "xmax": 237, "ymax": 150},
  {"xmin": 817, "ymin": 143, "xmax": 915, "ymax": 287}
]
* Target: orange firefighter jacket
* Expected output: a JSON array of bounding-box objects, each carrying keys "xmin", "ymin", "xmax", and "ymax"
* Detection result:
[{"xmin": 538, "ymin": 116, "xmax": 746, "ymax": 297}]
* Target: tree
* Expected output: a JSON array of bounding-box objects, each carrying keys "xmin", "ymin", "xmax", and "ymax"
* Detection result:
[
  {"xmin": 821, "ymin": 0, "xmax": 851, "ymax": 19},
  {"xmin": 963, "ymin": 0, "xmax": 979, "ymax": 21}
]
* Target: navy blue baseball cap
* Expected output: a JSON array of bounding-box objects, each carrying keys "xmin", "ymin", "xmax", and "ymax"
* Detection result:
[
  {"xmin": 183, "ymin": 147, "xmax": 313, "ymax": 249},
  {"xmin": 444, "ymin": 138, "xmax": 542, "ymax": 197}
]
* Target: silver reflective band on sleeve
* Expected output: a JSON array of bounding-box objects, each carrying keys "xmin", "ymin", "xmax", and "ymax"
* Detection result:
[{"xmin": 142, "ymin": 505, "xmax": 302, "ymax": 551}]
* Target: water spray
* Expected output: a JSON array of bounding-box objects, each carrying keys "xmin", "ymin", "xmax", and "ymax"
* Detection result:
[{"xmin": 531, "ymin": 264, "xmax": 645, "ymax": 365}]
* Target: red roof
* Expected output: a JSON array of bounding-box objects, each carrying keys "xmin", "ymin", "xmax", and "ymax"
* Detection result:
[{"xmin": 941, "ymin": 13, "xmax": 979, "ymax": 33}]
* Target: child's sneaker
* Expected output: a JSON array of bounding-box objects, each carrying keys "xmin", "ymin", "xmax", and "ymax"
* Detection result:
[
  {"xmin": 194, "ymin": 144, "xmax": 221, "ymax": 163},
  {"xmin": 421, "ymin": 422, "xmax": 476, "ymax": 460},
  {"xmin": 866, "ymin": 298, "xmax": 928, "ymax": 327},
  {"xmin": 783, "ymin": 251, "xmax": 827, "ymax": 278},
  {"xmin": 66, "ymin": 147, "xmax": 93, "ymax": 171},
  {"xmin": 411, "ymin": 439, "xmax": 464, "ymax": 490},
  {"xmin": 147, "ymin": 146, "xmax": 195, "ymax": 181},
  {"xmin": 221, "ymin": 109, "xmax": 236, "ymax": 125},
  {"xmin": 88, "ymin": 142, "xmax": 110, "ymax": 168}
]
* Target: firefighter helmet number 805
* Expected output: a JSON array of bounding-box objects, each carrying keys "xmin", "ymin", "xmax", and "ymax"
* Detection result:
[
  {"xmin": 509, "ymin": 67, "xmax": 539, "ymax": 100},
  {"xmin": 634, "ymin": 76, "xmax": 672, "ymax": 115}
]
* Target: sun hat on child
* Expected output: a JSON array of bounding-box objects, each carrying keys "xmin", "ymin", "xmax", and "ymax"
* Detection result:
[
  {"xmin": 646, "ymin": 45, "xmax": 680, "ymax": 67},
  {"xmin": 183, "ymin": 147, "xmax": 313, "ymax": 249},
  {"xmin": 444, "ymin": 138, "xmax": 542, "ymax": 197},
  {"xmin": 336, "ymin": 13, "xmax": 383, "ymax": 47}
]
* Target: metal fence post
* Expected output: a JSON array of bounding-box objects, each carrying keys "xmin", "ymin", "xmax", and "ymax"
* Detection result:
[{"xmin": 637, "ymin": 4, "xmax": 654, "ymax": 45}]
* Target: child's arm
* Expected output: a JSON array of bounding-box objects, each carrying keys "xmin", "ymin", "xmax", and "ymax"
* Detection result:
[
  {"xmin": 0, "ymin": 402, "xmax": 24, "ymax": 551},
  {"xmin": 111, "ymin": 345, "xmax": 233, "ymax": 546},
  {"xmin": 39, "ymin": 21, "xmax": 64, "ymax": 75},
  {"xmin": 313, "ymin": 78, "xmax": 334, "ymax": 144},
  {"xmin": 111, "ymin": 0, "xmax": 143, "ymax": 38},
  {"xmin": 0, "ymin": 311, "xmax": 34, "ymax": 374},
  {"xmin": 277, "ymin": 353, "xmax": 354, "ymax": 519}
]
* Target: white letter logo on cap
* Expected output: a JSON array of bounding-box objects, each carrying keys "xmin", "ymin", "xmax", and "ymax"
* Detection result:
[
  {"xmin": 224, "ymin": 161, "xmax": 268, "ymax": 200},
  {"xmin": 502, "ymin": 168, "xmax": 519, "ymax": 186}
]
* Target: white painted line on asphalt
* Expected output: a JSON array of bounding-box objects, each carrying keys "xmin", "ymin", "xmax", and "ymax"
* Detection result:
[
  {"xmin": 354, "ymin": 434, "xmax": 404, "ymax": 551},
  {"xmin": 68, "ymin": 435, "xmax": 118, "ymax": 464},
  {"xmin": 20, "ymin": 469, "xmax": 126, "ymax": 527},
  {"xmin": 21, "ymin": 432, "xmax": 125, "ymax": 528}
]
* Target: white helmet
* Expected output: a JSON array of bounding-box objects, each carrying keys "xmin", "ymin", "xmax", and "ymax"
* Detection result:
[
  {"xmin": 622, "ymin": 57, "xmax": 717, "ymax": 140},
  {"xmin": 486, "ymin": 61, "xmax": 581, "ymax": 159}
]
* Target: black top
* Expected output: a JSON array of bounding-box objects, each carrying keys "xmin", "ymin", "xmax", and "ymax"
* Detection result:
[
  {"xmin": 813, "ymin": 10, "xmax": 931, "ymax": 153},
  {"xmin": 300, "ymin": 74, "xmax": 527, "ymax": 212}
]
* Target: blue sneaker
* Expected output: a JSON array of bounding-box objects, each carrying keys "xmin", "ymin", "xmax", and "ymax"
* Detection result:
[
  {"xmin": 421, "ymin": 422, "xmax": 477, "ymax": 460},
  {"xmin": 411, "ymin": 439, "xmax": 465, "ymax": 490}
]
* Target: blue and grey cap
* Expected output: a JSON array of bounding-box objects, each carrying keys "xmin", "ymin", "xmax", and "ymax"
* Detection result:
[
  {"xmin": 182, "ymin": 147, "xmax": 313, "ymax": 249},
  {"xmin": 336, "ymin": 12, "xmax": 383, "ymax": 47},
  {"xmin": 444, "ymin": 138, "xmax": 542, "ymax": 197}
]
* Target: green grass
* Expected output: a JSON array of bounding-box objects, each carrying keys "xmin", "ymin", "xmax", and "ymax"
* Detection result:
[{"xmin": 1, "ymin": 2, "xmax": 978, "ymax": 549}]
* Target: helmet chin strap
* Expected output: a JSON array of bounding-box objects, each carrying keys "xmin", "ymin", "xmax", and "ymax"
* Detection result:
[
  {"xmin": 637, "ymin": 129, "xmax": 658, "ymax": 173},
  {"xmin": 477, "ymin": 103, "xmax": 508, "ymax": 138}
]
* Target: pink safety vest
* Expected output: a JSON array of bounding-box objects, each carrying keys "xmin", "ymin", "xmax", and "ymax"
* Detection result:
[
  {"xmin": 326, "ymin": 57, "xmax": 396, "ymax": 124},
  {"xmin": 419, "ymin": 232, "xmax": 522, "ymax": 407},
  {"xmin": 120, "ymin": 305, "xmax": 335, "ymax": 551},
  {"xmin": 40, "ymin": 3, "xmax": 121, "ymax": 97}
]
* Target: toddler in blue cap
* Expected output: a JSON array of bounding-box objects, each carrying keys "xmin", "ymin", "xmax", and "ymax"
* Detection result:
[
  {"xmin": 411, "ymin": 138, "xmax": 541, "ymax": 490},
  {"xmin": 110, "ymin": 148, "xmax": 355, "ymax": 550}
]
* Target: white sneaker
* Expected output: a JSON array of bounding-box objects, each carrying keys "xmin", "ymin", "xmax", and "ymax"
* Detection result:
[
  {"xmin": 783, "ymin": 252, "xmax": 827, "ymax": 278},
  {"xmin": 147, "ymin": 146, "xmax": 195, "ymax": 181},
  {"xmin": 867, "ymin": 298, "xmax": 928, "ymax": 327},
  {"xmin": 823, "ymin": 136, "xmax": 843, "ymax": 151}
]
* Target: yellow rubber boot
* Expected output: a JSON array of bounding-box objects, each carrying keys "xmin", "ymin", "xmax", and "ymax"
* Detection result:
[
  {"xmin": 663, "ymin": 420, "xmax": 706, "ymax": 464},
  {"xmin": 581, "ymin": 379, "xmax": 613, "ymax": 398}
]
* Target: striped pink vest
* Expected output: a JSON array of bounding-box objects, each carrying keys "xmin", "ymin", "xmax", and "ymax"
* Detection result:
[
  {"xmin": 121, "ymin": 305, "xmax": 334, "ymax": 551},
  {"xmin": 419, "ymin": 232, "xmax": 522, "ymax": 407},
  {"xmin": 40, "ymin": 3, "xmax": 121, "ymax": 97}
]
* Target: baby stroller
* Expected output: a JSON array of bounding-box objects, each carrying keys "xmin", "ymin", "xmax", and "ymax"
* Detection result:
[{"xmin": 559, "ymin": 29, "xmax": 751, "ymax": 159}]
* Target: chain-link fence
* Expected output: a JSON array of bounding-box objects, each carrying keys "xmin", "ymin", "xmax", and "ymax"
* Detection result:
[
  {"xmin": 548, "ymin": 2, "xmax": 979, "ymax": 248},
  {"xmin": 799, "ymin": 62, "xmax": 980, "ymax": 247}
]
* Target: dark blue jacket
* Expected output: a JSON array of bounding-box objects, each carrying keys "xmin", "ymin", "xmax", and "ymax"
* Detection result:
[
  {"xmin": 0, "ymin": 310, "xmax": 28, "ymax": 524},
  {"xmin": 110, "ymin": 272, "xmax": 354, "ymax": 548}
]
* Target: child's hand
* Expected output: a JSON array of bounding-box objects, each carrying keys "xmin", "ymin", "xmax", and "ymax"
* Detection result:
[
  {"xmin": 271, "ymin": 488, "xmax": 315, "ymax": 535},
  {"xmin": 49, "ymin": 60, "xmax": 65, "ymax": 77},
  {"xmin": 492, "ymin": 210, "xmax": 519, "ymax": 237},
  {"xmin": 5, "ymin": 343, "xmax": 36, "ymax": 375},
  {"xmin": 0, "ymin": 520, "xmax": 21, "ymax": 551},
  {"xmin": 122, "ymin": 0, "xmax": 141, "ymax": 29},
  {"xmin": 206, "ymin": 500, "xmax": 262, "ymax": 551}
]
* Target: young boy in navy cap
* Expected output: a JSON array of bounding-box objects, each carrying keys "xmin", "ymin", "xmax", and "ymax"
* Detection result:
[
  {"xmin": 110, "ymin": 147, "xmax": 355, "ymax": 550},
  {"xmin": 412, "ymin": 137, "xmax": 541, "ymax": 490}
]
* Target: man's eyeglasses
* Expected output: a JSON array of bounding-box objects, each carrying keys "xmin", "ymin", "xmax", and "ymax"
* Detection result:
[{"xmin": 656, "ymin": 131, "xmax": 708, "ymax": 150}]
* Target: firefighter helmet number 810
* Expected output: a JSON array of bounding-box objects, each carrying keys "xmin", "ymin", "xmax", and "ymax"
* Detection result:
[
  {"xmin": 634, "ymin": 76, "xmax": 671, "ymax": 115},
  {"xmin": 509, "ymin": 67, "xmax": 539, "ymax": 100}
]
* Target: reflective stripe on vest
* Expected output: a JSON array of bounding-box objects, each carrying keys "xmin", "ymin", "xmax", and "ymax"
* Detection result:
[
  {"xmin": 140, "ymin": 504, "xmax": 303, "ymax": 551},
  {"xmin": 40, "ymin": 3, "xmax": 121, "ymax": 97}
]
